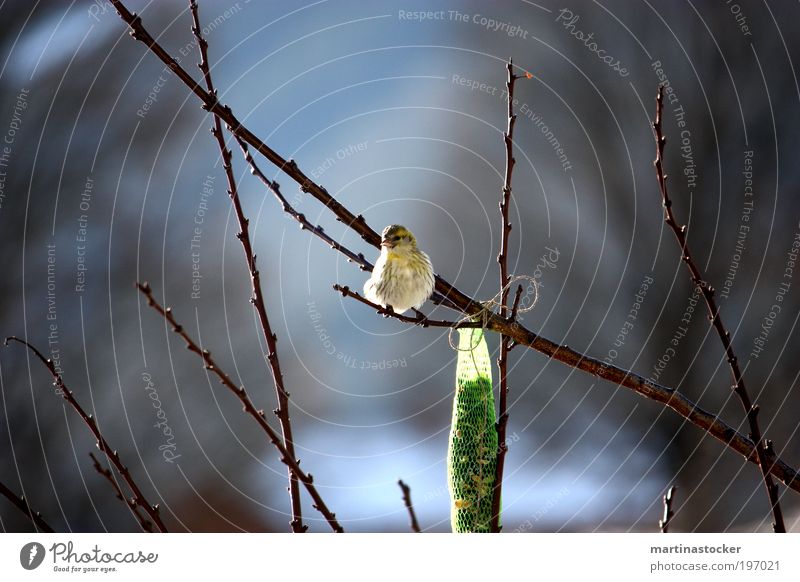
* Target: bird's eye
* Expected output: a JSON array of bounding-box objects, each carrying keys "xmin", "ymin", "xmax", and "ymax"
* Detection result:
[{"xmin": 393, "ymin": 235, "xmax": 401, "ymax": 241}]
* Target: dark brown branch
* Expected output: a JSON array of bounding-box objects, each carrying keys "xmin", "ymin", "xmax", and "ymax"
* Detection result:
[
  {"xmin": 0, "ymin": 478, "xmax": 54, "ymax": 533},
  {"xmin": 332, "ymin": 285, "xmax": 480, "ymax": 329},
  {"xmin": 189, "ymin": 0, "xmax": 304, "ymax": 533},
  {"xmin": 105, "ymin": 4, "xmax": 800, "ymax": 499},
  {"xmin": 235, "ymin": 137, "xmax": 372, "ymax": 272},
  {"xmin": 108, "ymin": 0, "xmax": 465, "ymax": 314},
  {"xmin": 107, "ymin": 0, "xmax": 387, "ymax": 250},
  {"xmin": 492, "ymin": 58, "xmax": 520, "ymax": 533},
  {"xmin": 397, "ymin": 479, "xmax": 421, "ymax": 533},
  {"xmin": 494, "ymin": 322, "xmax": 800, "ymax": 493},
  {"xmin": 652, "ymin": 86, "xmax": 785, "ymax": 532},
  {"xmin": 509, "ymin": 284, "xmax": 524, "ymax": 322},
  {"xmin": 658, "ymin": 485, "xmax": 677, "ymax": 533},
  {"xmin": 89, "ymin": 452, "xmax": 153, "ymax": 532},
  {"xmin": 234, "ymin": 136, "xmax": 457, "ymax": 311},
  {"xmin": 4, "ymin": 337, "xmax": 168, "ymax": 532},
  {"xmin": 497, "ymin": 58, "xmax": 518, "ymax": 316},
  {"xmin": 136, "ymin": 282, "xmax": 344, "ymax": 532}
]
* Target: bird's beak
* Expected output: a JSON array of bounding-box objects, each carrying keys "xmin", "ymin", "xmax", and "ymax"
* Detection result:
[{"xmin": 381, "ymin": 238, "xmax": 394, "ymax": 248}]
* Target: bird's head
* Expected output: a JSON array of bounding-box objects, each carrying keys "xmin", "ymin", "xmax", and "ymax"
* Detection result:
[{"xmin": 380, "ymin": 224, "xmax": 417, "ymax": 250}]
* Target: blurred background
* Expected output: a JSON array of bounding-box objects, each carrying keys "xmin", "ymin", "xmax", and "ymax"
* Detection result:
[{"xmin": 1, "ymin": 0, "xmax": 799, "ymax": 533}]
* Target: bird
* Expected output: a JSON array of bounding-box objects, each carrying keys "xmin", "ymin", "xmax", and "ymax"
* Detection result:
[{"xmin": 363, "ymin": 224, "xmax": 435, "ymax": 314}]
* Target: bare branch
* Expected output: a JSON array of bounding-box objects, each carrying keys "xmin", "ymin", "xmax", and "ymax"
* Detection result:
[
  {"xmin": 136, "ymin": 282, "xmax": 344, "ymax": 532},
  {"xmin": 507, "ymin": 324, "xmax": 800, "ymax": 493},
  {"xmin": 497, "ymin": 58, "xmax": 519, "ymax": 316},
  {"xmin": 509, "ymin": 284, "xmax": 524, "ymax": 323},
  {"xmin": 658, "ymin": 485, "xmax": 677, "ymax": 533},
  {"xmin": 333, "ymin": 284, "xmax": 480, "ymax": 329},
  {"xmin": 107, "ymin": 0, "xmax": 467, "ymax": 314},
  {"xmin": 397, "ymin": 479, "xmax": 421, "ymax": 533},
  {"xmin": 652, "ymin": 86, "xmax": 785, "ymax": 532},
  {"xmin": 4, "ymin": 337, "xmax": 168, "ymax": 532},
  {"xmin": 104, "ymin": 4, "xmax": 800, "ymax": 500},
  {"xmin": 189, "ymin": 0, "xmax": 304, "ymax": 532},
  {"xmin": 0, "ymin": 478, "xmax": 54, "ymax": 533},
  {"xmin": 89, "ymin": 453, "xmax": 154, "ymax": 532},
  {"xmin": 235, "ymin": 136, "xmax": 458, "ymax": 312},
  {"xmin": 235, "ymin": 138, "xmax": 372, "ymax": 272},
  {"xmin": 492, "ymin": 57, "xmax": 520, "ymax": 533}
]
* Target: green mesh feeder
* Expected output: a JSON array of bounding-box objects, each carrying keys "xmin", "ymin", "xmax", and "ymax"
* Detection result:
[{"xmin": 447, "ymin": 327, "xmax": 498, "ymax": 533}]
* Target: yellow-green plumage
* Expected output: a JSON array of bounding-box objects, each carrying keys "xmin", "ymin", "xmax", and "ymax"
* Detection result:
[
  {"xmin": 364, "ymin": 225, "xmax": 434, "ymax": 314},
  {"xmin": 447, "ymin": 327, "xmax": 498, "ymax": 533}
]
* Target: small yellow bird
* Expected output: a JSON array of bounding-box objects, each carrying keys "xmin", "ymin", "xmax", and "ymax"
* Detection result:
[{"xmin": 364, "ymin": 225, "xmax": 435, "ymax": 314}]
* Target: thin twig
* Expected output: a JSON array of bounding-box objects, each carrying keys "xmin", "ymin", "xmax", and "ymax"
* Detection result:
[
  {"xmin": 104, "ymin": 5, "xmax": 800, "ymax": 499},
  {"xmin": 136, "ymin": 282, "xmax": 344, "ymax": 532},
  {"xmin": 235, "ymin": 137, "xmax": 372, "ymax": 272},
  {"xmin": 4, "ymin": 337, "xmax": 168, "ymax": 532},
  {"xmin": 107, "ymin": 0, "xmax": 390, "ymax": 249},
  {"xmin": 509, "ymin": 284, "xmax": 524, "ymax": 323},
  {"xmin": 235, "ymin": 136, "xmax": 456, "ymax": 310},
  {"xmin": 492, "ymin": 58, "xmax": 520, "ymax": 533},
  {"xmin": 329, "ymin": 280, "xmax": 800, "ymax": 503},
  {"xmin": 497, "ymin": 58, "xmax": 519, "ymax": 317},
  {"xmin": 397, "ymin": 479, "xmax": 421, "ymax": 533},
  {"xmin": 652, "ymin": 86, "xmax": 785, "ymax": 533},
  {"xmin": 502, "ymin": 322, "xmax": 800, "ymax": 493},
  {"xmin": 189, "ymin": 0, "xmax": 304, "ymax": 532},
  {"xmin": 0, "ymin": 478, "xmax": 55, "ymax": 533},
  {"xmin": 107, "ymin": 0, "xmax": 466, "ymax": 313},
  {"xmin": 102, "ymin": 3, "xmax": 549, "ymax": 318},
  {"xmin": 658, "ymin": 485, "xmax": 677, "ymax": 533},
  {"xmin": 89, "ymin": 452, "xmax": 154, "ymax": 532},
  {"xmin": 333, "ymin": 285, "xmax": 480, "ymax": 328}
]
